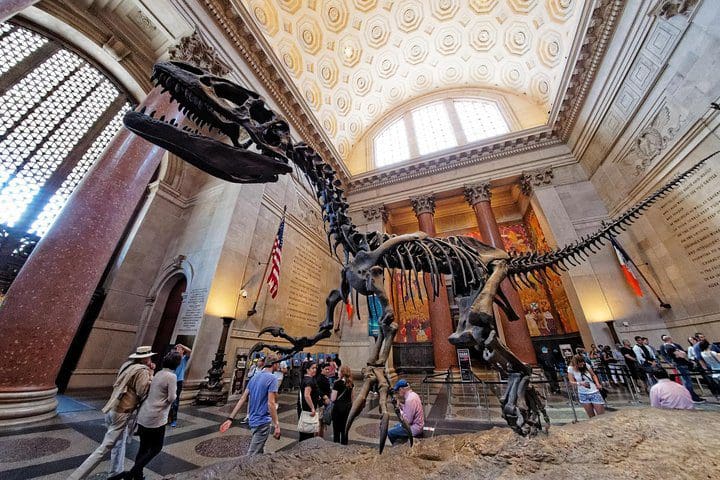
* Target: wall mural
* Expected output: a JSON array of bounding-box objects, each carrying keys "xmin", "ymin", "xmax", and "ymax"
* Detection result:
[
  {"xmin": 499, "ymin": 208, "xmax": 578, "ymax": 337},
  {"xmin": 391, "ymin": 271, "xmax": 431, "ymax": 343}
]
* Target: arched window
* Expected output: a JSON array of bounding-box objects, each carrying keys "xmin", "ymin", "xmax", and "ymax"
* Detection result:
[
  {"xmin": 373, "ymin": 97, "xmax": 510, "ymax": 167},
  {"xmin": 0, "ymin": 21, "xmax": 131, "ymax": 293}
]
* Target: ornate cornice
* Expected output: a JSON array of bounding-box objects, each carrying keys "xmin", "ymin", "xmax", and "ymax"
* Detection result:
[
  {"xmin": 519, "ymin": 168, "xmax": 555, "ymax": 196},
  {"xmin": 200, "ymin": 0, "xmax": 348, "ymax": 185},
  {"xmin": 410, "ymin": 194, "xmax": 436, "ymax": 217},
  {"xmin": 361, "ymin": 204, "xmax": 388, "ymax": 223},
  {"xmin": 168, "ymin": 31, "xmax": 230, "ymax": 76},
  {"xmin": 648, "ymin": 0, "xmax": 699, "ymax": 18},
  {"xmin": 553, "ymin": 0, "xmax": 624, "ymax": 141},
  {"xmin": 463, "ymin": 183, "xmax": 491, "ymax": 207},
  {"xmin": 350, "ymin": 134, "xmax": 559, "ymax": 193}
]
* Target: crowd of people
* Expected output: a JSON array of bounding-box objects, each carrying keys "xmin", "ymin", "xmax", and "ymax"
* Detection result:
[{"xmin": 546, "ymin": 331, "xmax": 720, "ymax": 418}]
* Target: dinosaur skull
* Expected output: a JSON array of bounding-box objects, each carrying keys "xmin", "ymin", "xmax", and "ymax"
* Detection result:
[{"xmin": 123, "ymin": 61, "xmax": 293, "ymax": 183}]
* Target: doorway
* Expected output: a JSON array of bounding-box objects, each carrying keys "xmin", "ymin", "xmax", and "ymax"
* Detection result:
[{"xmin": 151, "ymin": 276, "xmax": 186, "ymax": 360}]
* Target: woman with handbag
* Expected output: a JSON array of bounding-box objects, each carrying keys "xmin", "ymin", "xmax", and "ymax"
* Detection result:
[
  {"xmin": 297, "ymin": 361, "xmax": 319, "ymax": 442},
  {"xmin": 568, "ymin": 354, "xmax": 606, "ymax": 418},
  {"xmin": 330, "ymin": 365, "xmax": 354, "ymax": 445}
]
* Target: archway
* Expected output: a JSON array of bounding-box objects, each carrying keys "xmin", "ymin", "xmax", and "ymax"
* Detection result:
[{"xmin": 152, "ymin": 276, "xmax": 187, "ymax": 360}]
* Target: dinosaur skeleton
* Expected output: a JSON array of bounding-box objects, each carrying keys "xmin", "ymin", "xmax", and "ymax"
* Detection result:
[{"xmin": 124, "ymin": 61, "xmax": 717, "ymax": 451}]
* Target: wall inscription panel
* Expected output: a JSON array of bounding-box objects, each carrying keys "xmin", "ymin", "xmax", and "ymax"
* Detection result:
[
  {"xmin": 177, "ymin": 287, "xmax": 208, "ymax": 332},
  {"xmin": 286, "ymin": 248, "xmax": 324, "ymax": 331},
  {"xmin": 659, "ymin": 165, "xmax": 720, "ymax": 288}
]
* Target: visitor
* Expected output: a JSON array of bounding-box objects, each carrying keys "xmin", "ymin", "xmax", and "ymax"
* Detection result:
[
  {"xmin": 633, "ymin": 335, "xmax": 658, "ymax": 387},
  {"xmin": 658, "ymin": 335, "xmax": 704, "ymax": 403},
  {"xmin": 331, "ymin": 365, "xmax": 354, "ymax": 445},
  {"xmin": 387, "ymin": 379, "xmax": 424, "ymax": 445},
  {"xmin": 297, "ymin": 361, "xmax": 319, "ymax": 442},
  {"xmin": 649, "ymin": 368, "xmax": 694, "ymax": 410},
  {"xmin": 538, "ymin": 345, "xmax": 560, "ymax": 394},
  {"xmin": 567, "ymin": 354, "xmax": 605, "ymax": 418},
  {"xmin": 169, "ymin": 343, "xmax": 191, "ymax": 427},
  {"xmin": 326, "ymin": 355, "xmax": 338, "ymax": 386},
  {"xmin": 272, "ymin": 355, "xmax": 288, "ymax": 393},
  {"xmin": 221, "ymin": 353, "xmax": 281, "ymax": 455},
  {"xmin": 699, "ymin": 339, "xmax": 720, "ymax": 391},
  {"xmin": 115, "ymin": 351, "xmax": 182, "ymax": 480},
  {"xmin": 316, "ymin": 363, "xmax": 333, "ymax": 438},
  {"xmin": 68, "ymin": 346, "xmax": 155, "ymax": 480},
  {"xmin": 620, "ymin": 339, "xmax": 644, "ymax": 391}
]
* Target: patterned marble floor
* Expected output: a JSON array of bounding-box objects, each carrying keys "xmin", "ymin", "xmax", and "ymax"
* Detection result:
[{"xmin": 1, "ymin": 376, "xmax": 718, "ymax": 479}]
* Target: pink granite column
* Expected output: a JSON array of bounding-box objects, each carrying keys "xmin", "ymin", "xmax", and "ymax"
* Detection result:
[
  {"xmin": 410, "ymin": 194, "xmax": 456, "ymax": 371},
  {"xmin": 0, "ymin": 0, "xmax": 38, "ymax": 22},
  {"xmin": 0, "ymin": 88, "xmax": 182, "ymax": 425},
  {"xmin": 464, "ymin": 183, "xmax": 537, "ymax": 365}
]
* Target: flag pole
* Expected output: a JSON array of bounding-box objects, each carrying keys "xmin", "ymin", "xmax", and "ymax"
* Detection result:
[
  {"xmin": 610, "ymin": 236, "xmax": 671, "ymax": 309},
  {"xmin": 248, "ymin": 205, "xmax": 286, "ymax": 317}
]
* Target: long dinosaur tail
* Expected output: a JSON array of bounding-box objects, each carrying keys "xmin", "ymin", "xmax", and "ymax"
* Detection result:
[{"xmin": 508, "ymin": 150, "xmax": 720, "ymax": 286}]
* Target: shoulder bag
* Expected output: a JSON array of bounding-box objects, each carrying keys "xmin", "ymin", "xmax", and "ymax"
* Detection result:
[{"xmin": 297, "ymin": 389, "xmax": 319, "ymax": 434}]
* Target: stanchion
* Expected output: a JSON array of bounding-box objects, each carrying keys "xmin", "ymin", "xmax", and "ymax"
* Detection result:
[{"xmin": 563, "ymin": 374, "xmax": 579, "ymax": 423}]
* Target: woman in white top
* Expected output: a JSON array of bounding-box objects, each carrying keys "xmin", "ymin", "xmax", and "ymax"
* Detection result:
[
  {"xmin": 111, "ymin": 351, "xmax": 181, "ymax": 480},
  {"xmin": 568, "ymin": 354, "xmax": 606, "ymax": 418}
]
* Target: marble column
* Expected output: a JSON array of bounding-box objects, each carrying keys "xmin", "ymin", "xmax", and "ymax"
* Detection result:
[
  {"xmin": 0, "ymin": 0, "xmax": 38, "ymax": 22},
  {"xmin": 0, "ymin": 87, "xmax": 183, "ymax": 426},
  {"xmin": 410, "ymin": 194, "xmax": 456, "ymax": 370},
  {"xmin": 464, "ymin": 183, "xmax": 537, "ymax": 364}
]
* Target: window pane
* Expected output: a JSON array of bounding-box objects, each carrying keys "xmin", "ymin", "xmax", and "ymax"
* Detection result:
[
  {"xmin": 411, "ymin": 102, "xmax": 457, "ymax": 155},
  {"xmin": 374, "ymin": 118, "xmax": 410, "ymax": 167},
  {"xmin": 455, "ymin": 100, "xmax": 509, "ymax": 143},
  {"xmin": 0, "ymin": 22, "xmax": 128, "ymax": 238},
  {"xmin": 0, "ymin": 25, "xmax": 48, "ymax": 76},
  {"xmin": 31, "ymin": 103, "xmax": 131, "ymax": 236}
]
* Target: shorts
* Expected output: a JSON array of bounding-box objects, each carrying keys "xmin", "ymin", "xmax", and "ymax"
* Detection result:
[{"xmin": 578, "ymin": 391, "xmax": 605, "ymax": 404}]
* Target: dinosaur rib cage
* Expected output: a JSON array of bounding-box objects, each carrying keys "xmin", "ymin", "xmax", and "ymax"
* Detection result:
[{"xmin": 378, "ymin": 235, "xmax": 491, "ymax": 302}]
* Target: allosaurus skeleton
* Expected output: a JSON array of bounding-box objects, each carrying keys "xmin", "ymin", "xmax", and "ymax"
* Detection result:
[{"xmin": 124, "ymin": 61, "xmax": 718, "ymax": 451}]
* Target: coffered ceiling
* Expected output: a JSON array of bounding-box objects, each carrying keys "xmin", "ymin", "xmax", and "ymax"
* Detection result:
[{"xmin": 231, "ymin": 0, "xmax": 586, "ymax": 164}]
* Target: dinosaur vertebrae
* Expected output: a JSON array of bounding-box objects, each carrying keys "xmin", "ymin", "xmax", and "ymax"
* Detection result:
[{"xmin": 507, "ymin": 151, "xmax": 718, "ymax": 288}]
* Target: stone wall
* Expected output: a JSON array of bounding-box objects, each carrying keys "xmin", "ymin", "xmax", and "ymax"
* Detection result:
[{"xmin": 572, "ymin": 0, "xmax": 720, "ymax": 344}]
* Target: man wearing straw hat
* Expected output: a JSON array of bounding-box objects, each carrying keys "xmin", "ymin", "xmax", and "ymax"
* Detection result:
[{"xmin": 69, "ymin": 346, "xmax": 156, "ymax": 480}]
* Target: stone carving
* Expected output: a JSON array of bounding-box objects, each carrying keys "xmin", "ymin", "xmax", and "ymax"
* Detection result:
[
  {"xmin": 410, "ymin": 194, "xmax": 436, "ymax": 216},
  {"xmin": 362, "ymin": 204, "xmax": 388, "ymax": 223},
  {"xmin": 623, "ymin": 104, "xmax": 686, "ymax": 176},
  {"xmin": 168, "ymin": 32, "xmax": 231, "ymax": 77},
  {"xmin": 519, "ymin": 169, "xmax": 554, "ymax": 196},
  {"xmin": 464, "ymin": 182, "xmax": 492, "ymax": 206},
  {"xmin": 124, "ymin": 61, "xmax": 717, "ymax": 452},
  {"xmin": 649, "ymin": 0, "xmax": 699, "ymax": 19}
]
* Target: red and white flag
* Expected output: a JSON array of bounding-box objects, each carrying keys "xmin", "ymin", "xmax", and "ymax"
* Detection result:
[
  {"xmin": 610, "ymin": 237, "xmax": 643, "ymax": 297},
  {"xmin": 266, "ymin": 210, "xmax": 286, "ymax": 299}
]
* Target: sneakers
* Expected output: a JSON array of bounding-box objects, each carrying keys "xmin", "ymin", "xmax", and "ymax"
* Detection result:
[
  {"xmin": 693, "ymin": 398, "xmax": 706, "ymax": 403},
  {"xmin": 170, "ymin": 421, "xmax": 177, "ymax": 427}
]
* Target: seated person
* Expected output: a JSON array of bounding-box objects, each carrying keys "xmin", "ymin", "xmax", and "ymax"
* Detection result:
[
  {"xmin": 649, "ymin": 368, "xmax": 694, "ymax": 410},
  {"xmin": 387, "ymin": 379, "xmax": 424, "ymax": 445}
]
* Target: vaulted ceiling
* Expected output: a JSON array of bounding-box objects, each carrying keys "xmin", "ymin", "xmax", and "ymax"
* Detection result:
[{"xmin": 232, "ymin": 0, "xmax": 587, "ymax": 164}]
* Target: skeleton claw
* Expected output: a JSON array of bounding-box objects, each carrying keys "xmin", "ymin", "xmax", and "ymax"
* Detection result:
[{"xmin": 258, "ymin": 326, "xmax": 286, "ymax": 337}]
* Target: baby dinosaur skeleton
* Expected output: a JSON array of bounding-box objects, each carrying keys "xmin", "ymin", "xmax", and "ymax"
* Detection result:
[{"xmin": 124, "ymin": 61, "xmax": 718, "ymax": 451}]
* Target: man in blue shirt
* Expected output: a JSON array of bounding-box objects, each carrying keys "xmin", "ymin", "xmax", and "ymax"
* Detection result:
[
  {"xmin": 169, "ymin": 343, "xmax": 192, "ymax": 427},
  {"xmin": 220, "ymin": 354, "xmax": 281, "ymax": 455}
]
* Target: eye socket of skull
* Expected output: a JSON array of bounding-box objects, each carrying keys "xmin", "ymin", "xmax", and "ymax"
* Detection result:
[{"xmin": 211, "ymin": 81, "xmax": 258, "ymax": 109}]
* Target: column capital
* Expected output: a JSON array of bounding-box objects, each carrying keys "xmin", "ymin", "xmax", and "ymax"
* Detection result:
[
  {"xmin": 520, "ymin": 168, "xmax": 554, "ymax": 196},
  {"xmin": 463, "ymin": 182, "xmax": 491, "ymax": 206},
  {"xmin": 361, "ymin": 204, "xmax": 388, "ymax": 223},
  {"xmin": 168, "ymin": 32, "xmax": 231, "ymax": 77},
  {"xmin": 410, "ymin": 194, "xmax": 436, "ymax": 217}
]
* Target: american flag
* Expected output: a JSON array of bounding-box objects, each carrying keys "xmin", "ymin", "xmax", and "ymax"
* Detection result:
[{"xmin": 266, "ymin": 210, "xmax": 286, "ymax": 298}]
